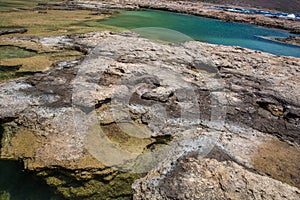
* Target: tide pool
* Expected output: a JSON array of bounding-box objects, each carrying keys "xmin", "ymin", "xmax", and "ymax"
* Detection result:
[{"xmin": 0, "ymin": 160, "xmax": 63, "ymax": 200}]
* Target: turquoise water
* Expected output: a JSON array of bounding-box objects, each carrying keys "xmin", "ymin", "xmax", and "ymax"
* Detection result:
[{"xmin": 99, "ymin": 10, "xmax": 300, "ymax": 57}]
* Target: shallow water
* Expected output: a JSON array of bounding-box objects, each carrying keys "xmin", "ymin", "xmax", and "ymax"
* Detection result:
[
  {"xmin": 99, "ymin": 10, "xmax": 300, "ymax": 57},
  {"xmin": 0, "ymin": 160, "xmax": 64, "ymax": 200},
  {"xmin": 0, "ymin": 46, "xmax": 37, "ymax": 60},
  {"xmin": 0, "ymin": 46, "xmax": 38, "ymax": 80}
]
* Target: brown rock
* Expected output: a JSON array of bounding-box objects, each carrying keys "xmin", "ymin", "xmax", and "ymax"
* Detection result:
[{"xmin": 133, "ymin": 157, "xmax": 300, "ymax": 200}]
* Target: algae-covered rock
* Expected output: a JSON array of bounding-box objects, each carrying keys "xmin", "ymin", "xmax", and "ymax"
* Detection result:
[
  {"xmin": 0, "ymin": 191, "xmax": 10, "ymax": 200},
  {"xmin": 38, "ymin": 167, "xmax": 142, "ymax": 200},
  {"xmin": 0, "ymin": 34, "xmax": 85, "ymax": 82}
]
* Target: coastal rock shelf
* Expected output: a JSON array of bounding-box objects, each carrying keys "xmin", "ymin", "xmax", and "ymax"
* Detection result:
[
  {"xmin": 208, "ymin": 5, "xmax": 300, "ymax": 19},
  {"xmin": 0, "ymin": 31, "xmax": 299, "ymax": 199}
]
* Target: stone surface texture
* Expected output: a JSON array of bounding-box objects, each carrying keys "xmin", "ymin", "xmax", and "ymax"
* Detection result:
[{"xmin": 0, "ymin": 30, "xmax": 299, "ymax": 199}]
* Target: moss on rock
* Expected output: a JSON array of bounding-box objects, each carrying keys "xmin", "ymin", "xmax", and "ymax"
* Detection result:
[{"xmin": 37, "ymin": 167, "xmax": 142, "ymax": 200}]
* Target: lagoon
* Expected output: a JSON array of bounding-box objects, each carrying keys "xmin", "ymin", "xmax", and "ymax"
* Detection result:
[{"xmin": 100, "ymin": 10, "xmax": 300, "ymax": 58}]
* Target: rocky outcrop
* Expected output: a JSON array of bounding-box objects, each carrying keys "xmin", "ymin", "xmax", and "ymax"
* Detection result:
[
  {"xmin": 191, "ymin": 0, "xmax": 300, "ymax": 14},
  {"xmin": 0, "ymin": 28, "xmax": 27, "ymax": 36},
  {"xmin": 274, "ymin": 36, "xmax": 300, "ymax": 46},
  {"xmin": 205, "ymin": 44, "xmax": 300, "ymax": 144},
  {"xmin": 133, "ymin": 157, "xmax": 300, "ymax": 200},
  {"xmin": 0, "ymin": 32, "xmax": 299, "ymax": 198}
]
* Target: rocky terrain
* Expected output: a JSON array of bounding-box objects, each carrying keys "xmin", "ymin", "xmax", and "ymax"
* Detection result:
[
  {"xmin": 274, "ymin": 36, "xmax": 300, "ymax": 46},
  {"xmin": 0, "ymin": 0, "xmax": 300, "ymax": 199},
  {"xmin": 194, "ymin": 0, "xmax": 300, "ymax": 13},
  {"xmin": 0, "ymin": 31, "xmax": 299, "ymax": 199},
  {"xmin": 133, "ymin": 157, "xmax": 299, "ymax": 199}
]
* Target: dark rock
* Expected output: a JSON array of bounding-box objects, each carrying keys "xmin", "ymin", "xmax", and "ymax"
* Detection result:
[{"xmin": 0, "ymin": 28, "xmax": 27, "ymax": 36}]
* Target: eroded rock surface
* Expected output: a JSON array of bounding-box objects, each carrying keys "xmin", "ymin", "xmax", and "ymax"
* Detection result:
[
  {"xmin": 0, "ymin": 32, "xmax": 300, "ymax": 199},
  {"xmin": 133, "ymin": 157, "xmax": 300, "ymax": 200}
]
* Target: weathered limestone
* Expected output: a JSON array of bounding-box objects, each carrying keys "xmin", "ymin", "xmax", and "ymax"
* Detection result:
[
  {"xmin": 0, "ymin": 32, "xmax": 299, "ymax": 199},
  {"xmin": 133, "ymin": 157, "xmax": 300, "ymax": 200}
]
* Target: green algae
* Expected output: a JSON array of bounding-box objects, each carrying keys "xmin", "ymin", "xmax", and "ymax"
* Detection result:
[
  {"xmin": 0, "ymin": 3, "xmax": 152, "ymax": 200},
  {"xmin": 0, "ymin": 191, "xmax": 10, "ymax": 200},
  {"xmin": 0, "ymin": 1, "xmax": 125, "ymax": 82},
  {"xmin": 0, "ymin": 66, "xmax": 35, "ymax": 81},
  {"xmin": 0, "ymin": 0, "xmax": 54, "ymax": 12},
  {"xmin": 0, "ymin": 46, "xmax": 40, "ymax": 80},
  {"xmin": 0, "ymin": 121, "xmax": 18, "ymax": 152},
  {"xmin": 0, "ymin": 45, "xmax": 83, "ymax": 81},
  {"xmin": 0, "ymin": 121, "xmax": 143, "ymax": 199},
  {"xmin": 101, "ymin": 122, "xmax": 155, "ymax": 153},
  {"xmin": 0, "ymin": 9, "xmax": 122, "ymax": 37},
  {"xmin": 0, "ymin": 5, "xmax": 122, "ymax": 82},
  {"xmin": 0, "ymin": 66, "xmax": 19, "ymax": 81},
  {"xmin": 38, "ymin": 167, "xmax": 143, "ymax": 200},
  {"xmin": 0, "ymin": 46, "xmax": 37, "ymax": 60}
]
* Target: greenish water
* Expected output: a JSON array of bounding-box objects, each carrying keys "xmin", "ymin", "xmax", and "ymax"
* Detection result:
[
  {"xmin": 0, "ymin": 160, "xmax": 63, "ymax": 200},
  {"xmin": 0, "ymin": 122, "xmax": 63, "ymax": 199},
  {"xmin": 0, "ymin": 46, "xmax": 37, "ymax": 60},
  {"xmin": 99, "ymin": 10, "xmax": 300, "ymax": 58},
  {"xmin": 0, "ymin": 46, "xmax": 37, "ymax": 81}
]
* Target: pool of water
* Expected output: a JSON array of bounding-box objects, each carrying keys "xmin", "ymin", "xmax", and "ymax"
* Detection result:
[
  {"xmin": 99, "ymin": 10, "xmax": 300, "ymax": 58},
  {"xmin": 0, "ymin": 159, "xmax": 64, "ymax": 200},
  {"xmin": 0, "ymin": 46, "xmax": 38, "ymax": 81},
  {"xmin": 0, "ymin": 46, "xmax": 37, "ymax": 60}
]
